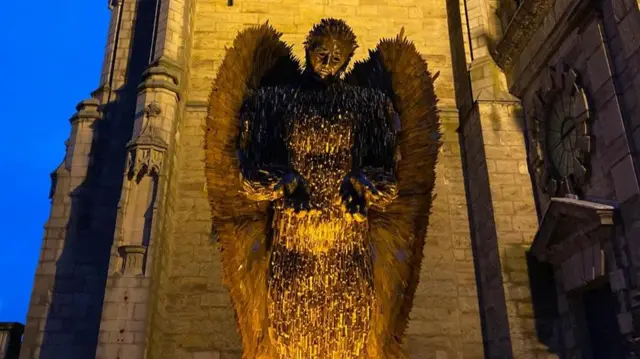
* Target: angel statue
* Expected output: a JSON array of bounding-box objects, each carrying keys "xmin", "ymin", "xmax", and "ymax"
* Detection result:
[{"xmin": 205, "ymin": 18, "xmax": 441, "ymax": 359}]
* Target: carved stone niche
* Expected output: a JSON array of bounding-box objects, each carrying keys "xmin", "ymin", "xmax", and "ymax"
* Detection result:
[
  {"xmin": 126, "ymin": 102, "xmax": 168, "ymax": 179},
  {"xmin": 0, "ymin": 322, "xmax": 24, "ymax": 359},
  {"xmin": 118, "ymin": 245, "xmax": 147, "ymax": 276},
  {"xmin": 531, "ymin": 197, "xmax": 614, "ymax": 279},
  {"xmin": 531, "ymin": 197, "xmax": 626, "ymax": 357}
]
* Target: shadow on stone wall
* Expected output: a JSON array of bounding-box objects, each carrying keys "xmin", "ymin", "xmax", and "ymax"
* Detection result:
[
  {"xmin": 38, "ymin": 1, "xmax": 158, "ymax": 357},
  {"xmin": 526, "ymin": 251, "xmax": 563, "ymax": 355}
]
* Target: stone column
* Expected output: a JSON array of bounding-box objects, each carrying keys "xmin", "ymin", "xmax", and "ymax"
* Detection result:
[
  {"xmin": 92, "ymin": 0, "xmax": 142, "ymax": 105},
  {"xmin": 90, "ymin": 0, "xmax": 187, "ymax": 355},
  {"xmin": 458, "ymin": 0, "xmax": 546, "ymax": 356},
  {"xmin": 67, "ymin": 100, "xmax": 102, "ymax": 188},
  {"xmin": 19, "ymin": 100, "xmax": 101, "ymax": 359},
  {"xmin": 96, "ymin": 57, "xmax": 180, "ymax": 358},
  {"xmin": 21, "ymin": 1, "xmax": 174, "ymax": 358},
  {"xmin": 595, "ymin": 1, "xmax": 640, "ymax": 350}
]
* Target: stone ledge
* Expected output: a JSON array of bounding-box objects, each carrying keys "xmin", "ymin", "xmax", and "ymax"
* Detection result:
[
  {"xmin": 493, "ymin": 0, "xmax": 558, "ymax": 71},
  {"xmin": 137, "ymin": 57, "xmax": 183, "ymax": 96},
  {"xmin": 186, "ymin": 100, "xmax": 210, "ymax": 111},
  {"xmin": 531, "ymin": 196, "xmax": 615, "ymax": 264},
  {"xmin": 493, "ymin": 0, "xmax": 595, "ymax": 91},
  {"xmin": 69, "ymin": 98, "xmax": 102, "ymax": 124}
]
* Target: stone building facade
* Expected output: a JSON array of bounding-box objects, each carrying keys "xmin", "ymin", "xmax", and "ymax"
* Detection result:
[
  {"xmin": 6, "ymin": 0, "xmax": 638, "ymax": 358},
  {"xmin": 492, "ymin": 0, "xmax": 640, "ymax": 356}
]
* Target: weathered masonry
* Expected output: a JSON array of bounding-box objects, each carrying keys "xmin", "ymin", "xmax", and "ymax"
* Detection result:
[{"xmin": 8, "ymin": 0, "xmax": 639, "ymax": 358}]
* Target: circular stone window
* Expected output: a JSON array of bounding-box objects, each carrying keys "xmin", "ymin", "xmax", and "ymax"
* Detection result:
[{"xmin": 530, "ymin": 65, "xmax": 592, "ymax": 197}]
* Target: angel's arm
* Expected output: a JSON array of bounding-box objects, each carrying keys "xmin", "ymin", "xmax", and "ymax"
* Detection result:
[
  {"xmin": 353, "ymin": 97, "xmax": 399, "ymax": 210},
  {"xmin": 238, "ymin": 90, "xmax": 292, "ymax": 202}
]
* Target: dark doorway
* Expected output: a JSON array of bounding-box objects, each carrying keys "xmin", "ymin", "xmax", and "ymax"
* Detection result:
[{"xmin": 582, "ymin": 283, "xmax": 626, "ymax": 358}]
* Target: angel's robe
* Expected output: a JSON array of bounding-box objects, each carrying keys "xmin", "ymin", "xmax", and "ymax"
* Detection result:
[{"xmin": 239, "ymin": 80, "xmax": 397, "ymax": 358}]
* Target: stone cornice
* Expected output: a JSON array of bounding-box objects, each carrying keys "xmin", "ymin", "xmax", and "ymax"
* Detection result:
[
  {"xmin": 438, "ymin": 106, "xmax": 459, "ymax": 116},
  {"xmin": 531, "ymin": 197, "xmax": 615, "ymax": 264},
  {"xmin": 0, "ymin": 322, "xmax": 24, "ymax": 331},
  {"xmin": 70, "ymin": 98, "xmax": 102, "ymax": 124},
  {"xmin": 493, "ymin": 0, "xmax": 557, "ymax": 71},
  {"xmin": 186, "ymin": 101, "xmax": 210, "ymax": 112},
  {"xmin": 493, "ymin": 0, "xmax": 595, "ymax": 77},
  {"xmin": 504, "ymin": 0, "xmax": 596, "ymax": 97},
  {"xmin": 127, "ymin": 103, "xmax": 169, "ymax": 151},
  {"xmin": 137, "ymin": 57, "xmax": 182, "ymax": 96},
  {"xmin": 127, "ymin": 134, "xmax": 168, "ymax": 151}
]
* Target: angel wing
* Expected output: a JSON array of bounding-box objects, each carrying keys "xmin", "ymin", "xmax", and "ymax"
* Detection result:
[
  {"xmin": 204, "ymin": 23, "xmax": 301, "ymax": 358},
  {"xmin": 345, "ymin": 30, "xmax": 441, "ymax": 358}
]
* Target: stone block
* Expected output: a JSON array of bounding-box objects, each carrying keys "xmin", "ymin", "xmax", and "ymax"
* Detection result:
[
  {"xmin": 134, "ymin": 332, "xmax": 146, "ymax": 344},
  {"xmin": 99, "ymin": 320, "xmax": 121, "ymax": 333},
  {"xmin": 611, "ymin": 155, "xmax": 640, "ymax": 202},
  {"xmin": 587, "ymin": 45, "xmax": 613, "ymax": 93},
  {"xmin": 219, "ymin": 351, "xmax": 242, "ymax": 359},
  {"xmin": 598, "ymin": 99, "xmax": 626, "ymax": 147},
  {"xmin": 194, "ymin": 351, "xmax": 221, "ymax": 359},
  {"xmin": 124, "ymin": 320, "xmax": 146, "ymax": 332},
  {"xmin": 102, "ymin": 302, "xmax": 134, "ymax": 320},
  {"xmin": 133, "ymin": 303, "xmax": 148, "ymax": 320},
  {"xmin": 609, "ymin": 269, "xmax": 628, "ymax": 292},
  {"xmin": 599, "ymin": 133, "xmax": 631, "ymax": 166},
  {"xmin": 120, "ymin": 344, "xmax": 145, "ymax": 358},
  {"xmin": 618, "ymin": 311, "xmax": 634, "ymax": 334},
  {"xmin": 618, "ymin": 13, "xmax": 640, "ymax": 52},
  {"xmin": 511, "ymin": 216, "xmax": 539, "ymax": 232},
  {"xmin": 494, "ymin": 217, "xmax": 513, "ymax": 232}
]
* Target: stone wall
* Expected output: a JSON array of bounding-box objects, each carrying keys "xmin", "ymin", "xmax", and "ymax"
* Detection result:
[
  {"xmin": 516, "ymin": 13, "xmax": 633, "ymax": 211},
  {"xmin": 451, "ymin": 0, "xmax": 545, "ymax": 355},
  {"xmin": 21, "ymin": 0, "xmax": 624, "ymax": 356},
  {"xmin": 19, "ymin": 0, "xmax": 154, "ymax": 357},
  {"xmin": 501, "ymin": 0, "xmax": 640, "ymax": 354},
  {"xmin": 458, "ymin": 100, "xmax": 545, "ymax": 358}
]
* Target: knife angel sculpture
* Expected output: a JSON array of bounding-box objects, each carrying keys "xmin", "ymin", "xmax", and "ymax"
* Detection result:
[{"xmin": 205, "ymin": 18, "xmax": 440, "ymax": 359}]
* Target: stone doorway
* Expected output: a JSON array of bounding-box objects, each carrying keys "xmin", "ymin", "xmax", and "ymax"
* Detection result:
[{"xmin": 581, "ymin": 282, "xmax": 626, "ymax": 359}]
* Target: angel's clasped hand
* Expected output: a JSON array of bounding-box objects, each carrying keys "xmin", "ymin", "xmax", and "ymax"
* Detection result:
[
  {"xmin": 240, "ymin": 169, "xmax": 308, "ymax": 208},
  {"xmin": 339, "ymin": 173, "xmax": 376, "ymax": 222},
  {"xmin": 274, "ymin": 171, "xmax": 311, "ymax": 212},
  {"xmin": 339, "ymin": 172, "xmax": 398, "ymax": 221}
]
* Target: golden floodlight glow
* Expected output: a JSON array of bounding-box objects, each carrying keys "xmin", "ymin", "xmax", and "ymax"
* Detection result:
[
  {"xmin": 206, "ymin": 20, "xmax": 440, "ymax": 359},
  {"xmin": 267, "ymin": 114, "xmax": 375, "ymax": 358}
]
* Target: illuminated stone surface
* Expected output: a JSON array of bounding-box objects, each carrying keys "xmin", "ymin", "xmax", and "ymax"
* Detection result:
[{"xmin": 16, "ymin": 0, "xmax": 640, "ymax": 358}]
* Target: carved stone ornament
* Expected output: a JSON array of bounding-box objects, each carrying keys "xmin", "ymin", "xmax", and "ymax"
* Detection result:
[
  {"xmin": 143, "ymin": 101, "xmax": 162, "ymax": 118},
  {"xmin": 118, "ymin": 245, "xmax": 147, "ymax": 275},
  {"xmin": 530, "ymin": 65, "xmax": 592, "ymax": 197},
  {"xmin": 530, "ymin": 197, "xmax": 614, "ymax": 265},
  {"xmin": 70, "ymin": 98, "xmax": 102, "ymax": 125},
  {"xmin": 108, "ymin": 0, "xmax": 123, "ymax": 10},
  {"xmin": 492, "ymin": 0, "xmax": 556, "ymax": 71},
  {"xmin": 127, "ymin": 147, "xmax": 166, "ymax": 177},
  {"xmin": 126, "ymin": 102, "xmax": 168, "ymax": 177}
]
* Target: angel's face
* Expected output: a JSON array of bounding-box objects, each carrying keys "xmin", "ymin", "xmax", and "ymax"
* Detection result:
[{"xmin": 308, "ymin": 38, "xmax": 348, "ymax": 80}]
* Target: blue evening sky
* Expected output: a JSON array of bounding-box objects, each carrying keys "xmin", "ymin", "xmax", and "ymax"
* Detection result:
[{"xmin": 0, "ymin": 2, "xmax": 110, "ymax": 322}]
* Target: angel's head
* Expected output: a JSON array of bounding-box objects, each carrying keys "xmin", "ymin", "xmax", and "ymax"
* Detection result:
[{"xmin": 304, "ymin": 18, "xmax": 358, "ymax": 81}]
